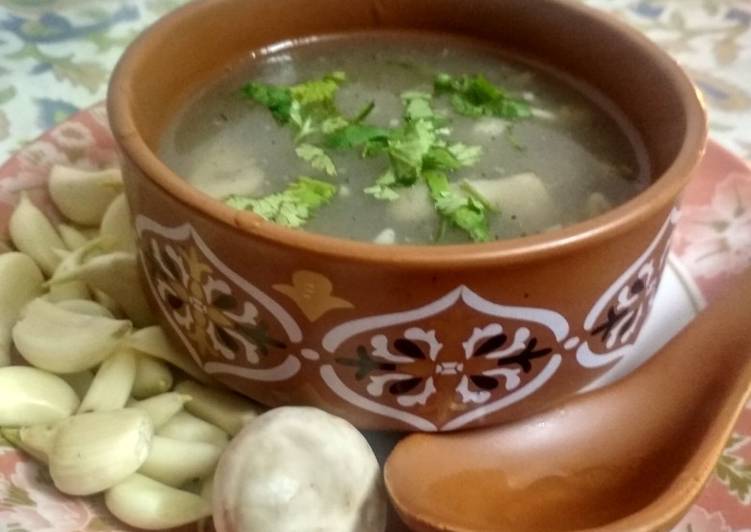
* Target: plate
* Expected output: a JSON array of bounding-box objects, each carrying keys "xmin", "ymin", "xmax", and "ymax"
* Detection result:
[{"xmin": 0, "ymin": 103, "xmax": 749, "ymax": 532}]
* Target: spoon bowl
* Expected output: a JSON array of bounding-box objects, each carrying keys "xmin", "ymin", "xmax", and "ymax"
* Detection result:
[{"xmin": 385, "ymin": 268, "xmax": 751, "ymax": 531}]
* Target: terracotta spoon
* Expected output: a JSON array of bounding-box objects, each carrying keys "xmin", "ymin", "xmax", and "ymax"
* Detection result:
[{"xmin": 385, "ymin": 268, "xmax": 751, "ymax": 532}]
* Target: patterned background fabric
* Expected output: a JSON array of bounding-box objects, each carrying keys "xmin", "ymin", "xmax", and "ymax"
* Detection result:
[
  {"xmin": 0, "ymin": 0, "xmax": 749, "ymax": 163},
  {"xmin": 0, "ymin": 1, "xmax": 749, "ymax": 531}
]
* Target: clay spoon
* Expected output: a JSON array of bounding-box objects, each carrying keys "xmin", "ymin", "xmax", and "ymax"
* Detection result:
[{"xmin": 385, "ymin": 268, "xmax": 751, "ymax": 532}]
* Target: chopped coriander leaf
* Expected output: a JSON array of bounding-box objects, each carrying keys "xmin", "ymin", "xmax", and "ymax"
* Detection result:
[
  {"xmin": 241, "ymin": 83, "xmax": 293, "ymax": 123},
  {"xmin": 401, "ymin": 91, "xmax": 435, "ymax": 122},
  {"xmin": 364, "ymin": 169, "xmax": 400, "ymax": 200},
  {"xmin": 352, "ymin": 101, "xmax": 376, "ymax": 123},
  {"xmin": 295, "ymin": 143, "xmax": 337, "ymax": 176},
  {"xmin": 325, "ymin": 124, "xmax": 391, "ymax": 150},
  {"xmin": 387, "ymin": 119, "xmax": 436, "ymax": 185},
  {"xmin": 242, "ymin": 72, "xmax": 347, "ymax": 142},
  {"xmin": 289, "ymin": 71, "xmax": 346, "ymax": 105},
  {"xmin": 448, "ymin": 143, "xmax": 483, "ymax": 167},
  {"xmin": 434, "ymin": 73, "xmax": 532, "ymax": 120},
  {"xmin": 225, "ymin": 176, "xmax": 336, "ymax": 228},
  {"xmin": 424, "ymin": 170, "xmax": 490, "ymax": 242},
  {"xmin": 320, "ymin": 116, "xmax": 349, "ymax": 134}
]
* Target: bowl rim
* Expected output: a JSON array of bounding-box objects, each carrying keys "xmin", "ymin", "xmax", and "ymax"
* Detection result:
[{"xmin": 107, "ymin": 0, "xmax": 708, "ymax": 270}]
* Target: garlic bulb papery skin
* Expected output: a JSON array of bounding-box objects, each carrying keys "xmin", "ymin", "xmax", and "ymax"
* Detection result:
[
  {"xmin": 0, "ymin": 252, "xmax": 44, "ymax": 366},
  {"xmin": 49, "ymin": 408, "xmax": 154, "ymax": 496},
  {"xmin": 213, "ymin": 407, "xmax": 387, "ymax": 532},
  {"xmin": 105, "ymin": 473, "xmax": 212, "ymax": 530},
  {"xmin": 0, "ymin": 366, "xmax": 80, "ymax": 426},
  {"xmin": 48, "ymin": 165, "xmax": 123, "ymax": 226},
  {"xmin": 12, "ymin": 298, "xmax": 131, "ymax": 373}
]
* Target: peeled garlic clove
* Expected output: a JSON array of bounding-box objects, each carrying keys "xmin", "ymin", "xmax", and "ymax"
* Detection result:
[
  {"xmin": 8, "ymin": 192, "xmax": 66, "ymax": 275},
  {"xmin": 78, "ymin": 349, "xmax": 136, "ymax": 413},
  {"xmin": 158, "ymin": 411, "xmax": 229, "ymax": 448},
  {"xmin": 58, "ymin": 224, "xmax": 90, "ymax": 251},
  {"xmin": 0, "ymin": 366, "xmax": 79, "ymax": 426},
  {"xmin": 133, "ymin": 392, "xmax": 190, "ymax": 428},
  {"xmin": 46, "ymin": 280, "xmax": 91, "ymax": 302},
  {"xmin": 93, "ymin": 288, "xmax": 124, "ymax": 316},
  {"xmin": 48, "ymin": 165, "xmax": 123, "ymax": 226},
  {"xmin": 106, "ymin": 473, "xmax": 211, "ymax": 530},
  {"xmin": 60, "ymin": 370, "xmax": 94, "ymax": 399},
  {"xmin": 0, "ymin": 252, "xmax": 44, "ymax": 366},
  {"xmin": 50, "ymin": 408, "xmax": 153, "ymax": 496},
  {"xmin": 128, "ymin": 326, "xmax": 210, "ymax": 383},
  {"xmin": 132, "ymin": 355, "xmax": 174, "ymax": 399},
  {"xmin": 12, "ymin": 298, "xmax": 131, "ymax": 373},
  {"xmin": 176, "ymin": 381, "xmax": 262, "ymax": 436},
  {"xmin": 140, "ymin": 435, "xmax": 223, "ymax": 487},
  {"xmin": 201, "ymin": 475, "xmax": 214, "ymax": 501},
  {"xmin": 100, "ymin": 193, "xmax": 136, "ymax": 253},
  {"xmin": 56, "ymin": 299, "xmax": 114, "ymax": 318},
  {"xmin": 46, "ymin": 248, "xmax": 91, "ymax": 302},
  {"xmin": 12, "ymin": 422, "xmax": 60, "ymax": 464},
  {"xmin": 48, "ymin": 251, "xmax": 154, "ymax": 327}
]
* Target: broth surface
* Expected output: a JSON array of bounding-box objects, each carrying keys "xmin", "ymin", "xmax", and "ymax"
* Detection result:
[{"xmin": 160, "ymin": 32, "xmax": 648, "ymax": 244}]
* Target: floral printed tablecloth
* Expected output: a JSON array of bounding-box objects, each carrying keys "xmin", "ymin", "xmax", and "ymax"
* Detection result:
[{"xmin": 0, "ymin": 1, "xmax": 750, "ymax": 532}]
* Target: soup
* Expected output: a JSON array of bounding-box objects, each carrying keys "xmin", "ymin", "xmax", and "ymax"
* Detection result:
[{"xmin": 160, "ymin": 32, "xmax": 648, "ymax": 245}]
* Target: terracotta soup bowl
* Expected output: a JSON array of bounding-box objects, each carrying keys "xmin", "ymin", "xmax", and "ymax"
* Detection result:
[{"xmin": 108, "ymin": 0, "xmax": 706, "ymax": 431}]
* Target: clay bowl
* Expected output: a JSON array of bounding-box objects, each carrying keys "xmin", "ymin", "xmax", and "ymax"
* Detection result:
[{"xmin": 107, "ymin": 0, "xmax": 706, "ymax": 431}]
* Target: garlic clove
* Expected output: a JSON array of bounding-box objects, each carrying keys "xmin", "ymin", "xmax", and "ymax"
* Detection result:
[
  {"xmin": 2, "ymin": 423, "xmax": 59, "ymax": 465},
  {"xmin": 0, "ymin": 366, "xmax": 79, "ymax": 426},
  {"xmin": 105, "ymin": 473, "xmax": 211, "ymax": 530},
  {"xmin": 132, "ymin": 355, "xmax": 174, "ymax": 399},
  {"xmin": 50, "ymin": 408, "xmax": 153, "ymax": 496},
  {"xmin": 78, "ymin": 349, "xmax": 137, "ymax": 413},
  {"xmin": 200, "ymin": 474, "xmax": 214, "ymax": 501},
  {"xmin": 12, "ymin": 298, "xmax": 131, "ymax": 373},
  {"xmin": 59, "ymin": 370, "xmax": 94, "ymax": 399},
  {"xmin": 46, "ymin": 248, "xmax": 91, "ymax": 302},
  {"xmin": 176, "ymin": 381, "xmax": 262, "ymax": 436},
  {"xmin": 128, "ymin": 326, "xmax": 211, "ymax": 383},
  {"xmin": 11, "ymin": 422, "xmax": 60, "ymax": 464},
  {"xmin": 48, "ymin": 251, "xmax": 154, "ymax": 327},
  {"xmin": 0, "ymin": 252, "xmax": 44, "ymax": 366},
  {"xmin": 55, "ymin": 299, "xmax": 114, "ymax": 318},
  {"xmin": 8, "ymin": 192, "xmax": 66, "ymax": 275},
  {"xmin": 139, "ymin": 435, "xmax": 223, "ymax": 487},
  {"xmin": 132, "ymin": 392, "xmax": 190, "ymax": 428},
  {"xmin": 157, "ymin": 411, "xmax": 229, "ymax": 448},
  {"xmin": 48, "ymin": 165, "xmax": 123, "ymax": 226},
  {"xmin": 100, "ymin": 193, "xmax": 136, "ymax": 253},
  {"xmin": 58, "ymin": 224, "xmax": 90, "ymax": 251}
]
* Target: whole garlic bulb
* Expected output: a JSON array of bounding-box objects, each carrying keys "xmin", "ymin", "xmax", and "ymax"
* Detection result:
[{"xmin": 213, "ymin": 407, "xmax": 386, "ymax": 532}]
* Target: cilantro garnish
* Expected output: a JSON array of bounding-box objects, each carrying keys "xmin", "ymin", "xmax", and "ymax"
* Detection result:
[
  {"xmin": 424, "ymin": 170, "xmax": 490, "ymax": 242},
  {"xmin": 236, "ymin": 68, "xmax": 515, "ymax": 241},
  {"xmin": 241, "ymin": 71, "xmax": 347, "ymax": 139},
  {"xmin": 295, "ymin": 144, "xmax": 337, "ymax": 176},
  {"xmin": 434, "ymin": 73, "xmax": 531, "ymax": 120},
  {"xmin": 225, "ymin": 176, "xmax": 336, "ymax": 228}
]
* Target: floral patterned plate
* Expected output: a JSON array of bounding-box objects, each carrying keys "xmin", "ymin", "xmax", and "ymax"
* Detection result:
[{"xmin": 0, "ymin": 104, "xmax": 750, "ymax": 532}]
